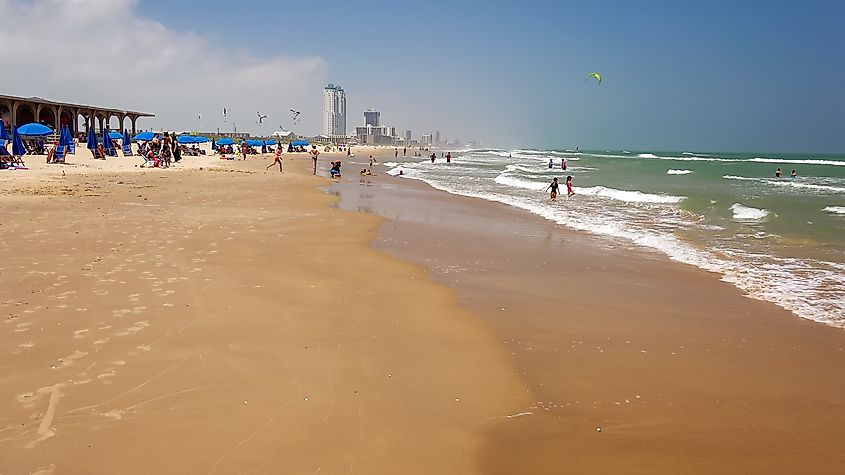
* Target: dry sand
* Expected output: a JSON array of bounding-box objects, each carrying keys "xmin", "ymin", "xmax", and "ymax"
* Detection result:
[{"xmin": 0, "ymin": 153, "xmax": 527, "ymax": 473}]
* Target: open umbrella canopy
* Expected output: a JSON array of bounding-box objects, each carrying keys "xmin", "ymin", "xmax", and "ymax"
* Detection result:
[
  {"xmin": 0, "ymin": 119, "xmax": 9, "ymax": 141},
  {"xmin": 12, "ymin": 128, "xmax": 27, "ymax": 155},
  {"xmin": 216, "ymin": 137, "xmax": 234, "ymax": 146},
  {"xmin": 292, "ymin": 140, "xmax": 310, "ymax": 147},
  {"xmin": 102, "ymin": 129, "xmax": 115, "ymax": 155},
  {"xmin": 194, "ymin": 136, "xmax": 210, "ymax": 143},
  {"xmin": 17, "ymin": 123, "xmax": 53, "ymax": 136},
  {"xmin": 245, "ymin": 139, "xmax": 263, "ymax": 147},
  {"xmin": 86, "ymin": 128, "xmax": 97, "ymax": 150},
  {"xmin": 134, "ymin": 131, "xmax": 157, "ymax": 141},
  {"xmin": 108, "ymin": 131, "xmax": 123, "ymax": 140},
  {"xmin": 177, "ymin": 135, "xmax": 198, "ymax": 144}
]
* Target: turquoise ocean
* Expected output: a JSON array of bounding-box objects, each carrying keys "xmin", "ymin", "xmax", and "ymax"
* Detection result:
[{"xmin": 384, "ymin": 149, "xmax": 845, "ymax": 328}]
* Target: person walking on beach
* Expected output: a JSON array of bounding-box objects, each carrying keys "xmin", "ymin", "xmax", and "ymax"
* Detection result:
[
  {"xmin": 446, "ymin": 151, "xmax": 452, "ymax": 163},
  {"xmin": 172, "ymin": 139, "xmax": 181, "ymax": 163},
  {"xmin": 395, "ymin": 149, "xmax": 398, "ymax": 158},
  {"xmin": 775, "ymin": 167, "xmax": 782, "ymax": 178},
  {"xmin": 566, "ymin": 175, "xmax": 575, "ymax": 197},
  {"xmin": 403, "ymin": 147, "xmax": 407, "ymax": 157},
  {"xmin": 161, "ymin": 132, "xmax": 172, "ymax": 168},
  {"xmin": 240, "ymin": 140, "xmax": 248, "ymax": 161},
  {"xmin": 430, "ymin": 153, "xmax": 436, "ymax": 163},
  {"xmin": 266, "ymin": 146, "xmax": 284, "ymax": 172},
  {"xmin": 561, "ymin": 158, "xmax": 567, "ymax": 170},
  {"xmin": 310, "ymin": 145, "xmax": 319, "ymax": 175},
  {"xmin": 546, "ymin": 177, "xmax": 560, "ymax": 202}
]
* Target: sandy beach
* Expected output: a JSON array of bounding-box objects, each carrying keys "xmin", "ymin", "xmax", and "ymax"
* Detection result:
[
  {"xmin": 0, "ymin": 151, "xmax": 527, "ymax": 473},
  {"xmin": 1, "ymin": 147, "xmax": 844, "ymax": 473}
]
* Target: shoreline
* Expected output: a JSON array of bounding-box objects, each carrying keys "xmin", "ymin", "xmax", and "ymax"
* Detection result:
[{"xmin": 332, "ymin": 149, "xmax": 845, "ymax": 473}]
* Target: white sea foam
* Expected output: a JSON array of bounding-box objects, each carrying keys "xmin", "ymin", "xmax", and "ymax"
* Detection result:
[
  {"xmin": 768, "ymin": 181, "xmax": 845, "ymax": 193},
  {"xmin": 723, "ymin": 175, "xmax": 758, "ymax": 181},
  {"xmin": 382, "ymin": 162, "xmax": 399, "ymax": 167},
  {"xmin": 730, "ymin": 203, "xmax": 769, "ymax": 221},
  {"xmin": 823, "ymin": 206, "xmax": 845, "ymax": 214},
  {"xmin": 386, "ymin": 167, "xmax": 403, "ymax": 176},
  {"xmin": 494, "ymin": 174, "xmax": 547, "ymax": 191},
  {"xmin": 638, "ymin": 153, "xmax": 659, "ymax": 158},
  {"xmin": 667, "ymin": 169, "xmax": 693, "ymax": 175},
  {"xmin": 578, "ymin": 186, "xmax": 685, "ymax": 204},
  {"xmin": 750, "ymin": 157, "xmax": 845, "ymax": 166}
]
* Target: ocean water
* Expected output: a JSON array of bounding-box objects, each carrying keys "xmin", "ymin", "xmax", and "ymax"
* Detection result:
[{"xmin": 385, "ymin": 149, "xmax": 845, "ymax": 328}]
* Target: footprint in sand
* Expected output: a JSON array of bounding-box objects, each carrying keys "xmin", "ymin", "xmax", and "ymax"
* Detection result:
[
  {"xmin": 19, "ymin": 342, "xmax": 35, "ymax": 348},
  {"xmin": 74, "ymin": 329, "xmax": 90, "ymax": 339},
  {"xmin": 15, "ymin": 322, "xmax": 33, "ymax": 333}
]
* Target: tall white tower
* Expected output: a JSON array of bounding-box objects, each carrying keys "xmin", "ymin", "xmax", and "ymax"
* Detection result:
[{"xmin": 323, "ymin": 84, "xmax": 347, "ymax": 136}]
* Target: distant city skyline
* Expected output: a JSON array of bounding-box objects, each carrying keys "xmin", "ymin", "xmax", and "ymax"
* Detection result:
[
  {"xmin": 1, "ymin": 0, "xmax": 842, "ymax": 152},
  {"xmin": 323, "ymin": 84, "xmax": 346, "ymax": 137}
]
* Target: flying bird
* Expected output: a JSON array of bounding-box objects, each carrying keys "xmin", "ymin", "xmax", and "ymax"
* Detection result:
[
  {"xmin": 257, "ymin": 112, "xmax": 268, "ymax": 125},
  {"xmin": 290, "ymin": 109, "xmax": 301, "ymax": 124}
]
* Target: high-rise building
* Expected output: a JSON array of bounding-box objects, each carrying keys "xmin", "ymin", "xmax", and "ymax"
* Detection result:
[
  {"xmin": 323, "ymin": 84, "xmax": 347, "ymax": 136},
  {"xmin": 404, "ymin": 130, "xmax": 412, "ymax": 145},
  {"xmin": 434, "ymin": 130, "xmax": 441, "ymax": 146},
  {"xmin": 364, "ymin": 109, "xmax": 380, "ymax": 127}
]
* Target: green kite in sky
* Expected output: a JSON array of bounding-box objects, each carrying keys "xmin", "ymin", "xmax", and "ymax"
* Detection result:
[{"xmin": 585, "ymin": 72, "xmax": 602, "ymax": 84}]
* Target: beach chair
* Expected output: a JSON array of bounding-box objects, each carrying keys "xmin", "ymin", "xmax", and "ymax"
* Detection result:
[
  {"xmin": 52, "ymin": 145, "xmax": 67, "ymax": 164},
  {"xmin": 68, "ymin": 142, "xmax": 75, "ymax": 154},
  {"xmin": 123, "ymin": 143, "xmax": 133, "ymax": 156}
]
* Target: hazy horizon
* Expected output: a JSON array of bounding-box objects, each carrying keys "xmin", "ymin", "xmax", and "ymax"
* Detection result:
[{"xmin": 1, "ymin": 0, "xmax": 843, "ymax": 153}]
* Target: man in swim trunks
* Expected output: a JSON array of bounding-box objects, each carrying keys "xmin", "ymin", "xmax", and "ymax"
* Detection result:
[
  {"xmin": 546, "ymin": 177, "xmax": 560, "ymax": 201},
  {"xmin": 310, "ymin": 145, "xmax": 319, "ymax": 175}
]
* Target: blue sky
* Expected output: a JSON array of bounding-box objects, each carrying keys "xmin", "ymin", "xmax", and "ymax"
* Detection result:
[{"xmin": 4, "ymin": 0, "xmax": 841, "ymax": 152}]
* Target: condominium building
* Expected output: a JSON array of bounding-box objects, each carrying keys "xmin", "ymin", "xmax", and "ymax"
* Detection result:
[
  {"xmin": 364, "ymin": 109, "xmax": 380, "ymax": 127},
  {"xmin": 323, "ymin": 84, "xmax": 347, "ymax": 136}
]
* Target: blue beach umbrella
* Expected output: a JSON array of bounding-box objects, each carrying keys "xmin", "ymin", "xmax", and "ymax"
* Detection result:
[
  {"xmin": 108, "ymin": 131, "xmax": 123, "ymax": 140},
  {"xmin": 177, "ymin": 135, "xmax": 197, "ymax": 144},
  {"xmin": 102, "ymin": 128, "xmax": 115, "ymax": 155},
  {"xmin": 11, "ymin": 128, "xmax": 27, "ymax": 156},
  {"xmin": 17, "ymin": 123, "xmax": 53, "ymax": 136},
  {"xmin": 59, "ymin": 125, "xmax": 71, "ymax": 147},
  {"xmin": 216, "ymin": 137, "xmax": 234, "ymax": 146},
  {"xmin": 134, "ymin": 131, "xmax": 156, "ymax": 141},
  {"xmin": 0, "ymin": 119, "xmax": 9, "ymax": 141},
  {"xmin": 292, "ymin": 140, "xmax": 309, "ymax": 147},
  {"xmin": 86, "ymin": 128, "xmax": 97, "ymax": 150},
  {"xmin": 194, "ymin": 136, "xmax": 210, "ymax": 143}
]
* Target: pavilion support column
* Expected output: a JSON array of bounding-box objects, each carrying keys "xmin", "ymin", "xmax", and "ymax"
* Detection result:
[
  {"xmin": 119, "ymin": 113, "xmax": 126, "ymax": 133},
  {"xmin": 35, "ymin": 104, "xmax": 43, "ymax": 125},
  {"xmin": 130, "ymin": 115, "xmax": 138, "ymax": 135},
  {"xmin": 97, "ymin": 115, "xmax": 104, "ymax": 133},
  {"xmin": 55, "ymin": 106, "xmax": 64, "ymax": 132},
  {"xmin": 11, "ymin": 101, "xmax": 19, "ymax": 126}
]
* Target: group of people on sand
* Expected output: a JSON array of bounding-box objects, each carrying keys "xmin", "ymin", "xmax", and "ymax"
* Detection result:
[
  {"xmin": 139, "ymin": 132, "xmax": 181, "ymax": 168},
  {"xmin": 775, "ymin": 167, "xmax": 797, "ymax": 178}
]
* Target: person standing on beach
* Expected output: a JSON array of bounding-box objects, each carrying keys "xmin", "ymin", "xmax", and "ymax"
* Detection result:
[
  {"xmin": 310, "ymin": 145, "xmax": 320, "ymax": 175},
  {"xmin": 240, "ymin": 140, "xmax": 248, "ymax": 161},
  {"xmin": 548, "ymin": 159, "xmax": 554, "ymax": 169},
  {"xmin": 172, "ymin": 139, "xmax": 181, "ymax": 163},
  {"xmin": 395, "ymin": 149, "xmax": 398, "ymax": 158},
  {"xmin": 161, "ymin": 132, "xmax": 172, "ymax": 168},
  {"xmin": 561, "ymin": 158, "xmax": 567, "ymax": 170},
  {"xmin": 446, "ymin": 151, "xmax": 452, "ymax": 164},
  {"xmin": 430, "ymin": 153, "xmax": 436, "ymax": 163},
  {"xmin": 546, "ymin": 177, "xmax": 560, "ymax": 202},
  {"xmin": 266, "ymin": 146, "xmax": 284, "ymax": 172},
  {"xmin": 403, "ymin": 147, "xmax": 407, "ymax": 157},
  {"xmin": 566, "ymin": 175, "xmax": 575, "ymax": 197}
]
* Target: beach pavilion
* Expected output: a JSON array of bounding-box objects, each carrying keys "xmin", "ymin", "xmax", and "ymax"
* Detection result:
[{"xmin": 0, "ymin": 94, "xmax": 154, "ymax": 137}]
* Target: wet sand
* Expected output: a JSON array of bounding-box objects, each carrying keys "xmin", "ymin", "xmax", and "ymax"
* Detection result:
[
  {"xmin": 334, "ymin": 150, "xmax": 845, "ymax": 474},
  {"xmin": 0, "ymin": 156, "xmax": 527, "ymax": 473}
]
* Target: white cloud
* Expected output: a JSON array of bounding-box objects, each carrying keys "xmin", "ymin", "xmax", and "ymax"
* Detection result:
[{"xmin": 0, "ymin": 0, "xmax": 327, "ymax": 135}]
